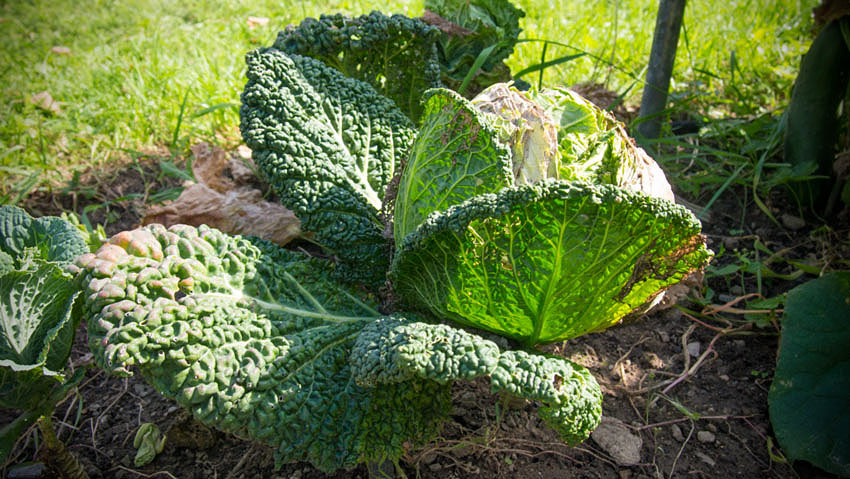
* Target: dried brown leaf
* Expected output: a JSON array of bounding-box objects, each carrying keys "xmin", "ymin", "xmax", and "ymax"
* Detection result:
[
  {"xmin": 246, "ymin": 16, "xmax": 270, "ymax": 28},
  {"xmin": 51, "ymin": 46, "xmax": 72, "ymax": 55},
  {"xmin": 144, "ymin": 143, "xmax": 301, "ymax": 246},
  {"xmin": 421, "ymin": 10, "xmax": 473, "ymax": 37},
  {"xmin": 31, "ymin": 91, "xmax": 61, "ymax": 114}
]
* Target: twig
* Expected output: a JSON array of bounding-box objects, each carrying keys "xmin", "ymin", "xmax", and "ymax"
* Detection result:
[
  {"xmin": 668, "ymin": 421, "xmax": 694, "ymax": 478},
  {"xmin": 110, "ymin": 465, "xmax": 178, "ymax": 479}
]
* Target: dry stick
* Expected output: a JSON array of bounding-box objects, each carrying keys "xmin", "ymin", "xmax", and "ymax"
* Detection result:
[
  {"xmin": 110, "ymin": 465, "xmax": 179, "ymax": 479},
  {"xmin": 92, "ymin": 377, "xmax": 128, "ymax": 442},
  {"xmin": 668, "ymin": 421, "xmax": 694, "ymax": 479}
]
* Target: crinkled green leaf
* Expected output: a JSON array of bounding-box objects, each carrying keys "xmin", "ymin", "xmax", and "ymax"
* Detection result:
[
  {"xmin": 77, "ymin": 225, "xmax": 449, "ymax": 471},
  {"xmin": 392, "ymin": 180, "xmax": 711, "ymax": 346},
  {"xmin": 133, "ymin": 423, "xmax": 166, "ymax": 467},
  {"xmin": 425, "ymin": 0, "xmax": 525, "ymax": 95},
  {"xmin": 78, "ymin": 224, "xmax": 603, "ymax": 472},
  {"xmin": 240, "ymin": 50, "xmax": 416, "ymax": 287},
  {"xmin": 0, "ymin": 206, "xmax": 89, "ymax": 270},
  {"xmin": 274, "ymin": 11, "xmax": 442, "ymax": 122},
  {"xmin": 393, "ymin": 88, "xmax": 512, "ymax": 248},
  {"xmin": 534, "ymin": 88, "xmax": 675, "ymax": 201},
  {"xmin": 769, "ymin": 272, "xmax": 850, "ymax": 477},
  {"xmin": 352, "ymin": 318, "xmax": 602, "ymax": 444},
  {"xmin": 0, "ymin": 262, "xmax": 80, "ymax": 410}
]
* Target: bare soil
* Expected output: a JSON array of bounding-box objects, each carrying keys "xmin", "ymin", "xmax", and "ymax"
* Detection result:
[{"xmin": 2, "ymin": 149, "xmax": 847, "ymax": 479}]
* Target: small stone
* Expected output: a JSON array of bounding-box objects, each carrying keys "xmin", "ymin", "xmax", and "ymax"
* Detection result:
[
  {"xmin": 236, "ymin": 144, "xmax": 252, "ymax": 159},
  {"xmin": 730, "ymin": 285, "xmax": 743, "ymax": 295},
  {"xmin": 619, "ymin": 470, "xmax": 632, "ymax": 479},
  {"xmin": 7, "ymin": 462, "xmax": 46, "ymax": 479},
  {"xmin": 781, "ymin": 214, "xmax": 806, "ymax": 231},
  {"xmin": 719, "ymin": 374, "xmax": 730, "ymax": 381},
  {"xmin": 670, "ymin": 424, "xmax": 684, "ymax": 442},
  {"xmin": 733, "ymin": 340, "xmax": 746, "ymax": 349},
  {"xmin": 134, "ymin": 384, "xmax": 152, "ymax": 397},
  {"xmin": 421, "ymin": 452, "xmax": 437, "ymax": 465},
  {"xmin": 428, "ymin": 463, "xmax": 442, "ymax": 472},
  {"xmin": 697, "ymin": 431, "xmax": 715, "ymax": 443},
  {"xmin": 708, "ymin": 423, "xmax": 718, "ymax": 433},
  {"xmin": 686, "ymin": 342, "xmax": 701, "ymax": 358},
  {"xmin": 722, "ymin": 237, "xmax": 739, "ymax": 249},
  {"xmin": 717, "ymin": 294, "xmax": 736, "ymax": 303},
  {"xmin": 695, "ymin": 451, "xmax": 716, "ymax": 466},
  {"xmin": 659, "ymin": 331, "xmax": 670, "ymax": 343},
  {"xmin": 591, "ymin": 417, "xmax": 642, "ymax": 466}
]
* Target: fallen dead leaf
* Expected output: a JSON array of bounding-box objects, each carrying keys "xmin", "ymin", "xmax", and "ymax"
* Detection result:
[
  {"xmin": 51, "ymin": 46, "xmax": 72, "ymax": 55},
  {"xmin": 246, "ymin": 16, "xmax": 269, "ymax": 28},
  {"xmin": 31, "ymin": 91, "xmax": 61, "ymax": 115},
  {"xmin": 143, "ymin": 143, "xmax": 301, "ymax": 246}
]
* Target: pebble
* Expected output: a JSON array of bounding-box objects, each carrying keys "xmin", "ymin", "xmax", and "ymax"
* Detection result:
[
  {"xmin": 717, "ymin": 294, "xmax": 736, "ymax": 303},
  {"xmin": 659, "ymin": 331, "xmax": 670, "ymax": 343},
  {"xmin": 591, "ymin": 418, "xmax": 642, "ymax": 466},
  {"xmin": 730, "ymin": 285, "xmax": 743, "ymax": 295},
  {"xmin": 619, "ymin": 470, "xmax": 633, "ymax": 479},
  {"xmin": 7, "ymin": 462, "xmax": 45, "ymax": 479},
  {"xmin": 695, "ymin": 451, "xmax": 716, "ymax": 466},
  {"xmin": 697, "ymin": 431, "xmax": 716, "ymax": 443},
  {"xmin": 670, "ymin": 424, "xmax": 684, "ymax": 442},
  {"xmin": 733, "ymin": 340, "xmax": 746, "ymax": 349},
  {"xmin": 719, "ymin": 374, "xmax": 730, "ymax": 381},
  {"xmin": 134, "ymin": 384, "xmax": 153, "ymax": 397},
  {"xmin": 708, "ymin": 423, "xmax": 718, "ymax": 433},
  {"xmin": 686, "ymin": 342, "xmax": 701, "ymax": 358},
  {"xmin": 781, "ymin": 214, "xmax": 806, "ymax": 231}
]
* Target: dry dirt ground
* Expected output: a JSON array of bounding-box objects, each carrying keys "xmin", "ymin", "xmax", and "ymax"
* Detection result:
[{"xmin": 2, "ymin": 150, "xmax": 847, "ymax": 479}]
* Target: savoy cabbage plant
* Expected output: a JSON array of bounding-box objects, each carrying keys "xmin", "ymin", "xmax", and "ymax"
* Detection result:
[{"xmin": 74, "ymin": 20, "xmax": 711, "ymax": 475}]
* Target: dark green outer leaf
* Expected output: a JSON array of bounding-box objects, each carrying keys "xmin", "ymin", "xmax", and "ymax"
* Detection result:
[
  {"xmin": 275, "ymin": 11, "xmax": 443, "ymax": 123},
  {"xmin": 769, "ymin": 272, "xmax": 850, "ymax": 476},
  {"xmin": 352, "ymin": 318, "xmax": 602, "ymax": 445},
  {"xmin": 240, "ymin": 50, "xmax": 416, "ymax": 288},
  {"xmin": 76, "ymin": 225, "xmax": 452, "ymax": 471},
  {"xmin": 0, "ymin": 263, "xmax": 80, "ymax": 410},
  {"xmin": 393, "ymin": 88, "xmax": 512, "ymax": 249},
  {"xmin": 392, "ymin": 180, "xmax": 711, "ymax": 346},
  {"xmin": 77, "ymin": 224, "xmax": 604, "ymax": 472}
]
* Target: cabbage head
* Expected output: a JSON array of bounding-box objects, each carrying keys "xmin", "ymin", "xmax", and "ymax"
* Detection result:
[{"xmin": 391, "ymin": 85, "xmax": 711, "ymax": 346}]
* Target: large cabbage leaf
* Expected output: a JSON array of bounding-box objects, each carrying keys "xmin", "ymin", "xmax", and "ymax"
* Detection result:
[
  {"xmin": 393, "ymin": 89, "xmax": 512, "ymax": 248},
  {"xmin": 0, "ymin": 263, "xmax": 81, "ymax": 410},
  {"xmin": 240, "ymin": 49, "xmax": 416, "ymax": 287},
  {"xmin": 392, "ymin": 180, "xmax": 711, "ymax": 346},
  {"xmin": 76, "ymin": 224, "xmax": 602, "ymax": 472},
  {"xmin": 0, "ymin": 206, "xmax": 87, "ymax": 411},
  {"xmin": 274, "ymin": 11, "xmax": 442, "ymax": 122}
]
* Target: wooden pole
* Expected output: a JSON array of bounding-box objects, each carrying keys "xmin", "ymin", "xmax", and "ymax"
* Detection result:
[{"xmin": 637, "ymin": 0, "xmax": 687, "ymax": 142}]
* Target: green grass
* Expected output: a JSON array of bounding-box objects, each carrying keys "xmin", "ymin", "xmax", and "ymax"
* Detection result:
[{"xmin": 0, "ymin": 0, "xmax": 817, "ymax": 203}]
